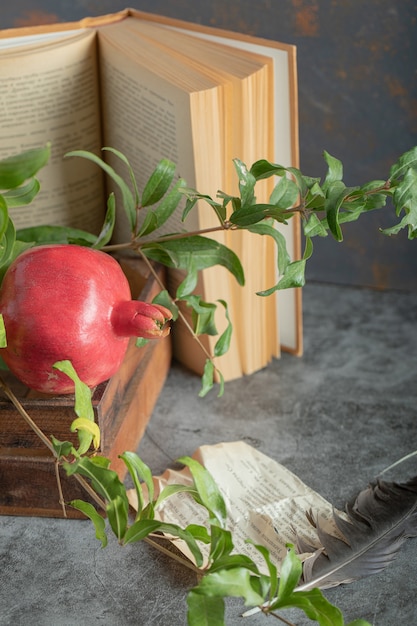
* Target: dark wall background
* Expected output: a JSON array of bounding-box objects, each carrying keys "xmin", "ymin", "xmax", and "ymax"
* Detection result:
[{"xmin": 2, "ymin": 1, "xmax": 417, "ymax": 290}]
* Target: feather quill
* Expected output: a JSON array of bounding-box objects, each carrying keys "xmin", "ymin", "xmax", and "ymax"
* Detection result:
[{"xmin": 296, "ymin": 476, "xmax": 417, "ymax": 591}]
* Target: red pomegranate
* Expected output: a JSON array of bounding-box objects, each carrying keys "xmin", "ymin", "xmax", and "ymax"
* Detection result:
[{"xmin": 0, "ymin": 244, "xmax": 172, "ymax": 394}]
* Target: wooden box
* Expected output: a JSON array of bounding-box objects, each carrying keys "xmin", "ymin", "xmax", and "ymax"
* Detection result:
[{"xmin": 0, "ymin": 256, "xmax": 172, "ymax": 518}]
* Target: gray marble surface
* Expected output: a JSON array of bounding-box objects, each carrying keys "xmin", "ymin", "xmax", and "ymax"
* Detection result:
[{"xmin": 1, "ymin": 282, "xmax": 417, "ymax": 625}]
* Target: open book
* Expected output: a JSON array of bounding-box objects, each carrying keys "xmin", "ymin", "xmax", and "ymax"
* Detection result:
[{"xmin": 0, "ymin": 9, "xmax": 301, "ymax": 381}]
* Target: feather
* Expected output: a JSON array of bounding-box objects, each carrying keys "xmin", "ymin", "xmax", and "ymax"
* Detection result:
[{"xmin": 296, "ymin": 476, "xmax": 417, "ymax": 591}]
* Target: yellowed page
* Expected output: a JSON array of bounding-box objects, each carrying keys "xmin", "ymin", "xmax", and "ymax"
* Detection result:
[
  {"xmin": 107, "ymin": 18, "xmax": 279, "ymax": 376},
  {"xmin": 97, "ymin": 24, "xmax": 244, "ymax": 379},
  {"xmin": 0, "ymin": 30, "xmax": 105, "ymax": 233}
]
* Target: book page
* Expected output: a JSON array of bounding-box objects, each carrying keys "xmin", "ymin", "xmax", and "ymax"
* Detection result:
[
  {"xmin": 0, "ymin": 30, "xmax": 105, "ymax": 233},
  {"xmin": 130, "ymin": 12, "xmax": 301, "ymax": 355},
  {"xmin": 97, "ymin": 24, "xmax": 245, "ymax": 379},
  {"xmin": 128, "ymin": 441, "xmax": 340, "ymax": 574}
]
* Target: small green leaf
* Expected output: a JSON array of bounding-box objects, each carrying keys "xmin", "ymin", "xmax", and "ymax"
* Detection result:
[
  {"xmin": 53, "ymin": 361, "xmax": 94, "ymax": 422},
  {"xmin": 0, "ymin": 218, "xmax": 16, "ymax": 269},
  {"xmin": 135, "ymin": 337, "xmax": 149, "ymax": 348},
  {"xmin": 183, "ymin": 295, "xmax": 217, "ymax": 336},
  {"xmin": 69, "ymin": 500, "xmax": 107, "ymax": 548},
  {"xmin": 123, "ymin": 520, "xmax": 204, "ymax": 566},
  {"xmin": 0, "ymin": 196, "xmax": 8, "ymax": 240},
  {"xmin": 107, "ymin": 494, "xmax": 128, "ymax": 541},
  {"xmin": 142, "ymin": 236, "xmax": 245, "ymax": 286},
  {"xmin": 0, "ymin": 144, "xmax": 50, "ymax": 189},
  {"xmin": 67, "ymin": 456, "xmax": 129, "ymax": 512},
  {"xmin": 233, "ymin": 158, "xmax": 256, "ymax": 208},
  {"xmin": 0, "ymin": 314, "xmax": 6, "ymax": 348},
  {"xmin": 191, "ymin": 568, "xmax": 265, "ymax": 607},
  {"xmin": 92, "ymin": 192, "xmax": 116, "ymax": 248},
  {"xmin": 199, "ymin": 359, "xmax": 215, "ymax": 398},
  {"xmin": 50, "ymin": 435, "xmax": 74, "ymax": 459},
  {"xmin": 152, "ymin": 290, "xmax": 179, "ymax": 321},
  {"xmin": 16, "ymin": 224, "xmax": 97, "ymax": 246},
  {"xmin": 276, "ymin": 544, "xmax": 302, "ymax": 602},
  {"xmin": 141, "ymin": 158, "xmax": 176, "ymax": 207},
  {"xmin": 324, "ymin": 180, "xmax": 347, "ymax": 241},
  {"xmin": 322, "ymin": 150, "xmax": 343, "ymax": 191},
  {"xmin": 250, "ymin": 158, "xmax": 287, "ymax": 180},
  {"xmin": 213, "ymin": 300, "xmax": 232, "ymax": 358},
  {"xmin": 209, "ymin": 526, "xmax": 234, "ymax": 562},
  {"xmin": 269, "ymin": 175, "xmax": 299, "ymax": 209},
  {"xmin": 187, "ymin": 590, "xmax": 225, "ymax": 626},
  {"xmin": 389, "ymin": 145, "xmax": 417, "ymax": 180},
  {"xmin": 139, "ymin": 178, "xmax": 187, "ymax": 237},
  {"xmin": 2, "ymin": 178, "xmax": 40, "ymax": 208},
  {"xmin": 119, "ymin": 451, "xmax": 154, "ymax": 514},
  {"xmin": 230, "ymin": 203, "xmax": 292, "ymax": 227},
  {"xmin": 65, "ymin": 150, "xmax": 136, "ymax": 232},
  {"xmin": 154, "ymin": 484, "xmax": 200, "ymax": 509},
  {"xmin": 102, "ymin": 146, "xmax": 140, "ymax": 205},
  {"xmin": 247, "ymin": 221, "xmax": 291, "ymax": 278},
  {"xmin": 176, "ymin": 455, "xmax": 227, "ymax": 528}
]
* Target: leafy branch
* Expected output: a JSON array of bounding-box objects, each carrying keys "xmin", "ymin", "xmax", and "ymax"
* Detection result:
[{"xmin": 1, "ymin": 144, "xmax": 416, "ymax": 392}]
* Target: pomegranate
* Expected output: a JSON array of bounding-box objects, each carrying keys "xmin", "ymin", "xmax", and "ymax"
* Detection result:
[{"xmin": 0, "ymin": 244, "xmax": 172, "ymax": 394}]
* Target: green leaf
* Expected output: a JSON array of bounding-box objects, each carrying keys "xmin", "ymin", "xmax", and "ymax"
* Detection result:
[
  {"xmin": 209, "ymin": 526, "xmax": 234, "ymax": 562},
  {"xmin": 16, "ymin": 224, "xmax": 97, "ymax": 246},
  {"xmin": 135, "ymin": 337, "xmax": 149, "ymax": 348},
  {"xmin": 123, "ymin": 520, "xmax": 204, "ymax": 566},
  {"xmin": 2, "ymin": 178, "xmax": 40, "ymax": 208},
  {"xmin": 230, "ymin": 203, "xmax": 292, "ymax": 227},
  {"xmin": 176, "ymin": 258, "xmax": 198, "ymax": 298},
  {"xmin": 107, "ymin": 494, "xmax": 128, "ymax": 541},
  {"xmin": 65, "ymin": 150, "xmax": 136, "ymax": 232},
  {"xmin": 251, "ymin": 542, "xmax": 279, "ymax": 601},
  {"xmin": 213, "ymin": 300, "xmax": 232, "ymax": 358},
  {"xmin": 119, "ymin": 451, "xmax": 154, "ymax": 515},
  {"xmin": 53, "ymin": 360, "xmax": 95, "ymax": 455},
  {"xmin": 247, "ymin": 221, "xmax": 291, "ymax": 278},
  {"xmin": 276, "ymin": 545, "xmax": 302, "ymax": 602},
  {"xmin": 50, "ymin": 435, "xmax": 74, "ymax": 459},
  {"xmin": 269, "ymin": 175, "xmax": 300, "ymax": 209},
  {"xmin": 192, "ymin": 568, "xmax": 265, "ymax": 607},
  {"xmin": 152, "ymin": 290, "xmax": 179, "ymax": 321},
  {"xmin": 322, "ymin": 150, "xmax": 343, "ymax": 192},
  {"xmin": 270, "ymin": 588, "xmax": 345, "ymax": 626},
  {"xmin": 250, "ymin": 158, "xmax": 288, "ymax": 180},
  {"xmin": 389, "ymin": 145, "xmax": 417, "ymax": 180},
  {"xmin": 0, "ymin": 218, "xmax": 16, "ymax": 271},
  {"xmin": 67, "ymin": 456, "xmax": 129, "ymax": 517},
  {"xmin": 0, "ymin": 196, "xmax": 8, "ymax": 240},
  {"xmin": 324, "ymin": 180, "xmax": 347, "ymax": 241},
  {"xmin": 183, "ymin": 295, "xmax": 218, "ymax": 336},
  {"xmin": 53, "ymin": 360, "xmax": 94, "ymax": 422},
  {"xmin": 139, "ymin": 178, "xmax": 187, "ymax": 237},
  {"xmin": 199, "ymin": 359, "xmax": 215, "ymax": 398},
  {"xmin": 69, "ymin": 499, "xmax": 107, "ymax": 548},
  {"xmin": 141, "ymin": 236, "xmax": 245, "ymax": 286},
  {"xmin": 383, "ymin": 166, "xmax": 417, "ymax": 238},
  {"xmin": 155, "ymin": 484, "xmax": 200, "ymax": 509},
  {"xmin": 141, "ymin": 158, "xmax": 176, "ymax": 207},
  {"xmin": 0, "ymin": 144, "xmax": 50, "ymax": 189},
  {"xmin": 180, "ymin": 187, "xmax": 226, "ymax": 224},
  {"xmin": 207, "ymin": 553, "xmax": 260, "ymax": 575},
  {"xmin": 0, "ymin": 314, "xmax": 6, "ymax": 348},
  {"xmin": 92, "ymin": 192, "xmax": 116, "ymax": 248},
  {"xmin": 176, "ymin": 456, "xmax": 227, "ymax": 528},
  {"xmin": 233, "ymin": 158, "xmax": 256, "ymax": 208},
  {"xmin": 102, "ymin": 146, "xmax": 140, "ymax": 206},
  {"xmin": 187, "ymin": 590, "xmax": 225, "ymax": 626},
  {"xmin": 304, "ymin": 212, "xmax": 328, "ymax": 238}
]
